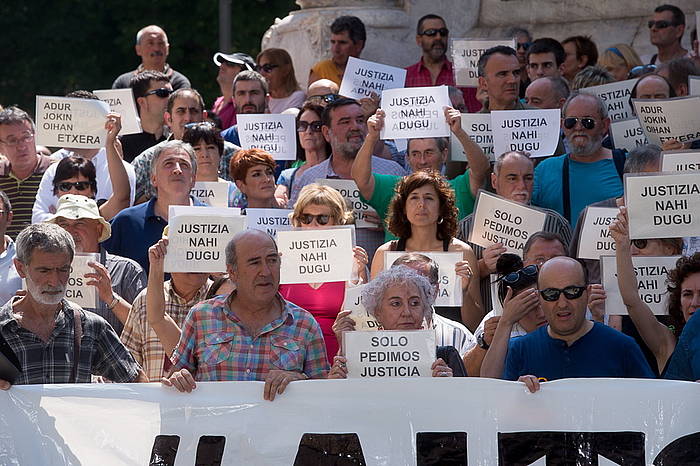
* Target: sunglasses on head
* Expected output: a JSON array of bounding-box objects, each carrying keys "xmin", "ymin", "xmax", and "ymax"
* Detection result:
[
  {"xmin": 146, "ymin": 87, "xmax": 172, "ymax": 98},
  {"xmin": 419, "ymin": 27, "xmax": 449, "ymax": 37},
  {"xmin": 539, "ymin": 285, "xmax": 586, "ymax": 302},
  {"xmin": 563, "ymin": 117, "xmax": 596, "ymax": 130},
  {"xmin": 184, "ymin": 121, "xmax": 215, "ymax": 130},
  {"xmin": 648, "ymin": 20, "xmax": 676, "ymax": 29},
  {"xmin": 57, "ymin": 181, "xmax": 91, "ymax": 192},
  {"xmin": 257, "ymin": 63, "xmax": 279, "ymax": 73},
  {"xmin": 298, "ymin": 214, "xmax": 330, "ymax": 225},
  {"xmin": 627, "ymin": 64, "xmax": 657, "ymax": 79},
  {"xmin": 631, "ymin": 239, "xmax": 649, "ymax": 250},
  {"xmin": 309, "ymin": 93, "xmax": 339, "ymax": 104},
  {"xmin": 517, "ymin": 41, "xmax": 532, "ymax": 51},
  {"xmin": 297, "ymin": 121, "xmax": 323, "ymax": 133},
  {"xmin": 502, "ymin": 264, "xmax": 538, "ymax": 286}
]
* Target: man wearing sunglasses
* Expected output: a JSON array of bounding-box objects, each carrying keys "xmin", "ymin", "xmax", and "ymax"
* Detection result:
[
  {"xmin": 308, "ymin": 16, "xmax": 366, "ymax": 87},
  {"xmin": 503, "ymin": 256, "xmax": 654, "ymax": 392},
  {"xmin": 646, "ymin": 4, "xmax": 688, "ymax": 66}
]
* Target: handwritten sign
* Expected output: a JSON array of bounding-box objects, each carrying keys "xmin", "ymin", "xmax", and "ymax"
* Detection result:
[
  {"xmin": 384, "ymin": 251, "xmax": 463, "ymax": 307},
  {"xmin": 245, "ymin": 208, "xmax": 292, "ymax": 238},
  {"xmin": 343, "ymin": 284, "xmax": 381, "ymax": 331},
  {"xmin": 237, "ymin": 113, "xmax": 296, "ymax": 160},
  {"xmin": 690, "ymin": 75, "xmax": 700, "ymax": 96},
  {"xmin": 339, "ymin": 57, "xmax": 406, "ymax": 100},
  {"xmin": 35, "ymin": 96, "xmax": 109, "ymax": 149},
  {"xmin": 277, "ymin": 227, "xmax": 355, "ymax": 284},
  {"xmin": 451, "ymin": 38, "xmax": 515, "ymax": 87},
  {"xmin": 662, "ymin": 150, "xmax": 700, "ymax": 172},
  {"xmin": 66, "ymin": 253, "xmax": 99, "ymax": 309},
  {"xmin": 469, "ymin": 191, "xmax": 547, "ymax": 254},
  {"xmin": 632, "ymin": 96, "xmax": 700, "ymax": 146},
  {"xmin": 580, "ymin": 79, "xmax": 636, "ymax": 121},
  {"xmin": 610, "ymin": 117, "xmax": 648, "ymax": 152},
  {"xmin": 380, "ymin": 86, "xmax": 451, "ymax": 140},
  {"xmin": 451, "ymin": 113, "xmax": 494, "ymax": 162},
  {"xmin": 343, "ymin": 330, "xmax": 435, "ymax": 378},
  {"xmin": 491, "ymin": 109, "xmax": 561, "ymax": 158},
  {"xmin": 601, "ymin": 255, "xmax": 680, "ymax": 315},
  {"xmin": 164, "ymin": 206, "xmax": 246, "ymax": 273},
  {"xmin": 190, "ymin": 181, "xmax": 229, "ymax": 208},
  {"xmin": 92, "ymin": 88, "xmax": 141, "ymax": 135},
  {"xmin": 316, "ymin": 178, "xmax": 378, "ymax": 228},
  {"xmin": 576, "ymin": 207, "xmax": 618, "ymax": 260},
  {"xmin": 625, "ymin": 172, "xmax": 700, "ymax": 239}
]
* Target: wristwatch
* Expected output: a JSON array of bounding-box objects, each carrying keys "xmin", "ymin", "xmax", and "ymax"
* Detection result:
[{"xmin": 477, "ymin": 332, "xmax": 490, "ymax": 350}]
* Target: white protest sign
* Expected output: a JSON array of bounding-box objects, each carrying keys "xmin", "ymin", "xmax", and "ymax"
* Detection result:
[
  {"xmin": 491, "ymin": 109, "xmax": 561, "ymax": 158},
  {"xmin": 35, "ymin": 96, "xmax": 109, "ymax": 149},
  {"xmin": 380, "ymin": 86, "xmax": 451, "ymax": 140},
  {"xmin": 164, "ymin": 206, "xmax": 246, "ymax": 273},
  {"xmin": 580, "ymin": 79, "xmax": 636, "ymax": 121},
  {"xmin": 237, "ymin": 113, "xmax": 296, "ymax": 160},
  {"xmin": 601, "ymin": 255, "xmax": 679, "ymax": 315},
  {"xmin": 343, "ymin": 284, "xmax": 381, "ymax": 330},
  {"xmin": 277, "ymin": 226, "xmax": 355, "ymax": 284},
  {"xmin": 92, "ymin": 88, "xmax": 141, "ymax": 135},
  {"xmin": 451, "ymin": 113, "xmax": 494, "ymax": 162},
  {"xmin": 316, "ymin": 178, "xmax": 378, "ymax": 228},
  {"xmin": 66, "ymin": 253, "xmax": 99, "ymax": 309},
  {"xmin": 576, "ymin": 207, "xmax": 619, "ymax": 260},
  {"xmin": 384, "ymin": 251, "xmax": 463, "ymax": 307},
  {"xmin": 662, "ymin": 150, "xmax": 700, "ymax": 172},
  {"xmin": 245, "ymin": 208, "xmax": 292, "ymax": 238},
  {"xmin": 632, "ymin": 96, "xmax": 700, "ymax": 146},
  {"xmin": 690, "ymin": 75, "xmax": 700, "ymax": 96},
  {"xmin": 625, "ymin": 172, "xmax": 700, "ymax": 239},
  {"xmin": 610, "ymin": 117, "xmax": 648, "ymax": 152},
  {"xmin": 343, "ymin": 330, "xmax": 435, "ymax": 378},
  {"xmin": 339, "ymin": 57, "xmax": 406, "ymax": 100},
  {"xmin": 451, "ymin": 38, "xmax": 515, "ymax": 87},
  {"xmin": 190, "ymin": 181, "xmax": 229, "ymax": 208},
  {"xmin": 469, "ymin": 191, "xmax": 547, "ymax": 254}
]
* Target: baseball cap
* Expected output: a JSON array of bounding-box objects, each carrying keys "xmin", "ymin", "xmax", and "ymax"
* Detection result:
[
  {"xmin": 213, "ymin": 52, "xmax": 255, "ymax": 71},
  {"xmin": 45, "ymin": 194, "xmax": 112, "ymax": 242}
]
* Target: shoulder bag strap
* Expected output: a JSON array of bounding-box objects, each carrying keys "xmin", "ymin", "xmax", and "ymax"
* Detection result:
[
  {"xmin": 71, "ymin": 307, "xmax": 82, "ymax": 383},
  {"xmin": 562, "ymin": 156, "xmax": 571, "ymax": 222}
]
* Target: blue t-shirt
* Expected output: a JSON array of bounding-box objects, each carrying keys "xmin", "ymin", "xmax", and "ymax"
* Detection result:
[
  {"xmin": 664, "ymin": 312, "xmax": 700, "ymax": 381},
  {"xmin": 532, "ymin": 154, "xmax": 623, "ymax": 227},
  {"xmin": 503, "ymin": 322, "xmax": 655, "ymax": 381}
]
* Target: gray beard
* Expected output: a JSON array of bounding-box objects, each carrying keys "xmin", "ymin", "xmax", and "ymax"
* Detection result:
[
  {"xmin": 334, "ymin": 142, "xmax": 361, "ymax": 160},
  {"xmin": 568, "ymin": 135, "xmax": 602, "ymax": 157}
]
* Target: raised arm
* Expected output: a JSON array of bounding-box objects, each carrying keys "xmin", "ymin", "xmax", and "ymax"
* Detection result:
[
  {"xmin": 445, "ymin": 107, "xmax": 490, "ymax": 198},
  {"xmin": 98, "ymin": 113, "xmax": 131, "ymax": 220},
  {"xmin": 146, "ymin": 238, "xmax": 183, "ymax": 355},
  {"xmin": 457, "ymin": 241, "xmax": 484, "ymax": 331},
  {"xmin": 351, "ymin": 109, "xmax": 383, "ymax": 201}
]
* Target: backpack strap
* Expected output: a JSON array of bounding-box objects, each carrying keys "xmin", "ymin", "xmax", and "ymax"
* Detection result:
[
  {"xmin": 70, "ymin": 307, "xmax": 82, "ymax": 383},
  {"xmin": 562, "ymin": 156, "xmax": 571, "ymax": 222},
  {"xmin": 612, "ymin": 149, "xmax": 626, "ymax": 180}
]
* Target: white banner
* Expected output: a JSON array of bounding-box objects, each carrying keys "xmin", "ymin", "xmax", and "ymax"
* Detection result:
[
  {"xmin": 93, "ymin": 88, "xmax": 142, "ymax": 135},
  {"xmin": 237, "ymin": 113, "xmax": 296, "ymax": 160},
  {"xmin": 451, "ymin": 38, "xmax": 515, "ymax": 87},
  {"xmin": 343, "ymin": 330, "xmax": 435, "ymax": 378},
  {"xmin": 384, "ymin": 251, "xmax": 463, "ymax": 307},
  {"xmin": 451, "ymin": 113, "xmax": 494, "ymax": 162},
  {"xmin": 625, "ymin": 172, "xmax": 700, "ymax": 239},
  {"xmin": 601, "ymin": 255, "xmax": 679, "ymax": 315},
  {"xmin": 316, "ymin": 178, "xmax": 378, "ymax": 228},
  {"xmin": 245, "ymin": 208, "xmax": 293, "ymax": 238},
  {"xmin": 66, "ymin": 253, "xmax": 99, "ymax": 309},
  {"xmin": 190, "ymin": 181, "xmax": 229, "ymax": 208},
  {"xmin": 343, "ymin": 284, "xmax": 381, "ymax": 330},
  {"xmin": 690, "ymin": 75, "xmax": 700, "ymax": 96},
  {"xmin": 632, "ymin": 96, "xmax": 700, "ymax": 146},
  {"xmin": 469, "ymin": 191, "xmax": 547, "ymax": 254},
  {"xmin": 2, "ymin": 379, "xmax": 700, "ymax": 465},
  {"xmin": 277, "ymin": 227, "xmax": 355, "ymax": 284},
  {"xmin": 609, "ymin": 117, "xmax": 648, "ymax": 152},
  {"xmin": 339, "ymin": 57, "xmax": 406, "ymax": 100},
  {"xmin": 491, "ymin": 109, "xmax": 561, "ymax": 158},
  {"xmin": 380, "ymin": 86, "xmax": 451, "ymax": 140},
  {"xmin": 662, "ymin": 150, "xmax": 700, "ymax": 172},
  {"xmin": 576, "ymin": 207, "xmax": 618, "ymax": 260},
  {"xmin": 35, "ymin": 96, "xmax": 109, "ymax": 149},
  {"xmin": 580, "ymin": 79, "xmax": 636, "ymax": 121}
]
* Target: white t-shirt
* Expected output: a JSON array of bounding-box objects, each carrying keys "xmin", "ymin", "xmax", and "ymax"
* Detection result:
[{"xmin": 268, "ymin": 90, "xmax": 306, "ymax": 114}]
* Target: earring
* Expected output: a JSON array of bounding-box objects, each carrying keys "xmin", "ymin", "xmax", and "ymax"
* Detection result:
[{"xmin": 437, "ymin": 217, "xmax": 444, "ymax": 224}]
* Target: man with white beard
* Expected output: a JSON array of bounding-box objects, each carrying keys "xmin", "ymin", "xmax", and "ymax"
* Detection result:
[{"xmin": 0, "ymin": 223, "xmax": 146, "ymax": 389}]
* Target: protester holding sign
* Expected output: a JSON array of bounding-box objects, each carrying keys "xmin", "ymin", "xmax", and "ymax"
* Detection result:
[{"xmin": 230, "ymin": 148, "xmax": 285, "ymax": 210}]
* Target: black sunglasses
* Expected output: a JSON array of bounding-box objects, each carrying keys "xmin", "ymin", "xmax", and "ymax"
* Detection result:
[
  {"xmin": 308, "ymin": 93, "xmax": 339, "ymax": 104},
  {"xmin": 563, "ymin": 117, "xmax": 596, "ymax": 130},
  {"xmin": 257, "ymin": 63, "xmax": 279, "ymax": 73},
  {"xmin": 648, "ymin": 20, "xmax": 676, "ymax": 29},
  {"xmin": 502, "ymin": 264, "xmax": 538, "ymax": 286},
  {"xmin": 298, "ymin": 214, "xmax": 330, "ymax": 225},
  {"xmin": 419, "ymin": 28, "xmax": 449, "ymax": 37},
  {"xmin": 517, "ymin": 41, "xmax": 532, "ymax": 51},
  {"xmin": 146, "ymin": 87, "xmax": 172, "ymax": 98},
  {"xmin": 297, "ymin": 121, "xmax": 323, "ymax": 133},
  {"xmin": 539, "ymin": 285, "xmax": 586, "ymax": 302},
  {"xmin": 57, "ymin": 181, "xmax": 91, "ymax": 192},
  {"xmin": 631, "ymin": 239, "xmax": 649, "ymax": 250}
]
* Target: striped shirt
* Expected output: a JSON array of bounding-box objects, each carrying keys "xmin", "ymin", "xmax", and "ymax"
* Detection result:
[
  {"xmin": 0, "ymin": 154, "xmax": 53, "ymax": 239},
  {"xmin": 433, "ymin": 312, "xmax": 476, "ymax": 357},
  {"xmin": 171, "ymin": 293, "xmax": 329, "ymax": 381}
]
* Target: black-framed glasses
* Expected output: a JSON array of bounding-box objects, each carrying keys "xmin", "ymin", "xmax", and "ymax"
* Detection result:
[
  {"xmin": 539, "ymin": 285, "xmax": 586, "ymax": 302},
  {"xmin": 257, "ymin": 63, "xmax": 279, "ymax": 73},
  {"xmin": 297, "ymin": 121, "xmax": 323, "ymax": 133},
  {"xmin": 648, "ymin": 20, "xmax": 676, "ymax": 29},
  {"xmin": 298, "ymin": 214, "xmax": 330, "ymax": 225},
  {"xmin": 57, "ymin": 181, "xmax": 91, "ymax": 192},
  {"xmin": 308, "ymin": 93, "xmax": 339, "ymax": 104},
  {"xmin": 419, "ymin": 28, "xmax": 449, "ymax": 37},
  {"xmin": 628, "ymin": 64, "xmax": 657, "ymax": 79},
  {"xmin": 563, "ymin": 117, "xmax": 596, "ymax": 130},
  {"xmin": 0, "ymin": 131, "xmax": 34, "ymax": 147},
  {"xmin": 502, "ymin": 264, "xmax": 538, "ymax": 286},
  {"xmin": 517, "ymin": 41, "xmax": 532, "ymax": 51},
  {"xmin": 145, "ymin": 88, "xmax": 172, "ymax": 98},
  {"xmin": 631, "ymin": 239, "xmax": 649, "ymax": 250}
]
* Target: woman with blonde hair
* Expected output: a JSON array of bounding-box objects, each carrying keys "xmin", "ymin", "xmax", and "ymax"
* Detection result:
[
  {"xmin": 598, "ymin": 44, "xmax": 644, "ymax": 81},
  {"xmin": 256, "ymin": 48, "xmax": 306, "ymax": 113}
]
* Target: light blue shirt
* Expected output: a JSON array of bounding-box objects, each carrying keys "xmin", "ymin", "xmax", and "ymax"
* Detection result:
[{"xmin": 0, "ymin": 237, "xmax": 22, "ymax": 306}]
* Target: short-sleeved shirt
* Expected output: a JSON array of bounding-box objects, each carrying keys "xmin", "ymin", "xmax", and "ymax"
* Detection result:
[
  {"xmin": 310, "ymin": 59, "xmax": 343, "ymax": 85},
  {"xmin": 171, "ymin": 293, "xmax": 329, "ymax": 381},
  {"xmin": 0, "ymin": 298, "xmax": 141, "ymax": 384},
  {"xmin": 433, "ymin": 312, "xmax": 476, "ymax": 357},
  {"xmin": 502, "ymin": 322, "xmax": 655, "ymax": 381},
  {"xmin": 112, "ymin": 65, "xmax": 191, "ymax": 90},
  {"xmin": 664, "ymin": 313, "xmax": 700, "ymax": 381}
]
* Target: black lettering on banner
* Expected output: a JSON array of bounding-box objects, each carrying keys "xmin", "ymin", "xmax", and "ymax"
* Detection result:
[
  {"xmin": 293, "ymin": 433, "xmax": 367, "ymax": 465},
  {"xmin": 416, "ymin": 432, "xmax": 468, "ymax": 465},
  {"xmin": 149, "ymin": 435, "xmax": 180, "ymax": 466},
  {"xmin": 653, "ymin": 432, "xmax": 700, "ymax": 464},
  {"xmin": 195, "ymin": 435, "xmax": 226, "ymax": 465}
]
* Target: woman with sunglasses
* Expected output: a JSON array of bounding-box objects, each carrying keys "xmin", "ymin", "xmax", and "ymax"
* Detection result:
[
  {"xmin": 597, "ymin": 45, "xmax": 644, "ymax": 82},
  {"xmin": 230, "ymin": 148, "xmax": 286, "ymax": 210},
  {"xmin": 279, "ymin": 184, "xmax": 368, "ymax": 362},
  {"xmin": 256, "ymin": 48, "xmax": 306, "ymax": 114},
  {"xmin": 370, "ymin": 170, "xmax": 481, "ymax": 329}
]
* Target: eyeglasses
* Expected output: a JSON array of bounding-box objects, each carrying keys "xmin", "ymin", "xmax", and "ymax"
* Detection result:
[
  {"xmin": 297, "ymin": 121, "xmax": 323, "ymax": 133},
  {"xmin": 184, "ymin": 121, "xmax": 215, "ymax": 130},
  {"xmin": 0, "ymin": 131, "xmax": 34, "ymax": 147},
  {"xmin": 257, "ymin": 63, "xmax": 279, "ymax": 73},
  {"xmin": 308, "ymin": 93, "xmax": 340, "ymax": 104},
  {"xmin": 298, "ymin": 214, "xmax": 330, "ymax": 225},
  {"xmin": 648, "ymin": 20, "xmax": 676, "ymax": 29},
  {"xmin": 563, "ymin": 117, "xmax": 596, "ymax": 130},
  {"xmin": 539, "ymin": 285, "xmax": 586, "ymax": 302},
  {"xmin": 145, "ymin": 88, "xmax": 173, "ymax": 98},
  {"xmin": 517, "ymin": 41, "xmax": 532, "ymax": 51},
  {"xmin": 419, "ymin": 28, "xmax": 449, "ymax": 37},
  {"xmin": 57, "ymin": 181, "xmax": 91, "ymax": 192},
  {"xmin": 502, "ymin": 264, "xmax": 538, "ymax": 286},
  {"xmin": 628, "ymin": 64, "xmax": 657, "ymax": 79},
  {"xmin": 631, "ymin": 239, "xmax": 649, "ymax": 250}
]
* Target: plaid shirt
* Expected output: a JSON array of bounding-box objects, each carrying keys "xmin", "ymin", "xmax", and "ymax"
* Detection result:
[
  {"xmin": 171, "ymin": 293, "xmax": 329, "ymax": 381},
  {"xmin": 120, "ymin": 280, "xmax": 211, "ymax": 382},
  {"xmin": 0, "ymin": 298, "xmax": 140, "ymax": 384}
]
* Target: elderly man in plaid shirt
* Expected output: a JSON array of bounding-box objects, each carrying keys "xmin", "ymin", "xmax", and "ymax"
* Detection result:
[{"xmin": 163, "ymin": 229, "xmax": 329, "ymax": 400}]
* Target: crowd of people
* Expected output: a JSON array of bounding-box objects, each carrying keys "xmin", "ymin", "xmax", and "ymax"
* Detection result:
[{"xmin": 0, "ymin": 4, "xmax": 699, "ymax": 405}]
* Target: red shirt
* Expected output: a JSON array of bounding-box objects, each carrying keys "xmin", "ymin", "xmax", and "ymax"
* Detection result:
[
  {"xmin": 211, "ymin": 96, "xmax": 237, "ymax": 130},
  {"xmin": 405, "ymin": 57, "xmax": 482, "ymax": 113}
]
